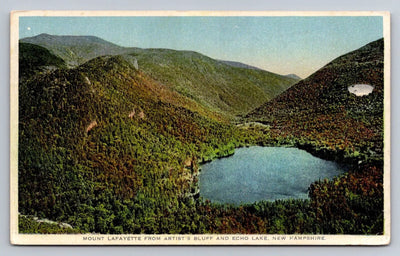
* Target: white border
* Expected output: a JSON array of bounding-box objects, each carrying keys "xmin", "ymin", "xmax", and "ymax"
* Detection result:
[{"xmin": 9, "ymin": 10, "xmax": 391, "ymax": 246}]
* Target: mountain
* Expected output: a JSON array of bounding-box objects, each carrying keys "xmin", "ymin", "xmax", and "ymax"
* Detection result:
[
  {"xmin": 244, "ymin": 38, "xmax": 385, "ymax": 234},
  {"xmin": 285, "ymin": 73, "xmax": 302, "ymax": 80},
  {"xmin": 129, "ymin": 49, "xmax": 298, "ymax": 117},
  {"xmin": 19, "ymin": 42, "xmax": 66, "ymax": 79},
  {"xmin": 18, "ymin": 52, "xmax": 267, "ymax": 234},
  {"xmin": 20, "ymin": 33, "xmax": 135, "ymax": 66},
  {"xmin": 217, "ymin": 60, "xmax": 264, "ymax": 71},
  {"xmin": 20, "ymin": 34, "xmax": 298, "ymax": 117},
  {"xmin": 17, "ymin": 35, "xmax": 385, "ymax": 235},
  {"xmin": 246, "ymin": 38, "xmax": 384, "ymax": 162}
]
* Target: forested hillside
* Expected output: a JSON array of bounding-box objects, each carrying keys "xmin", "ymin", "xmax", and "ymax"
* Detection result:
[
  {"xmin": 19, "ymin": 42, "xmax": 66, "ymax": 80},
  {"xmin": 247, "ymin": 39, "xmax": 384, "ymax": 163},
  {"xmin": 18, "ymin": 53, "xmax": 262, "ymax": 233},
  {"xmin": 245, "ymin": 39, "xmax": 385, "ymax": 233}
]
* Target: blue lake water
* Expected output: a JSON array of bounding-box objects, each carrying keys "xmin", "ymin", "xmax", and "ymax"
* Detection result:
[{"xmin": 199, "ymin": 146, "xmax": 345, "ymax": 204}]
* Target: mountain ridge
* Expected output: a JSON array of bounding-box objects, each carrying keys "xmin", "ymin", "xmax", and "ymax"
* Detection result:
[
  {"xmin": 20, "ymin": 33, "xmax": 298, "ymax": 118},
  {"xmin": 21, "ymin": 33, "xmax": 137, "ymax": 66},
  {"xmin": 285, "ymin": 73, "xmax": 302, "ymax": 80},
  {"xmin": 19, "ymin": 42, "xmax": 66, "ymax": 79},
  {"xmin": 217, "ymin": 60, "xmax": 265, "ymax": 71}
]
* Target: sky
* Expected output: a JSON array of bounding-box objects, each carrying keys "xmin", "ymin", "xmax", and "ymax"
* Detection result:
[{"xmin": 19, "ymin": 15, "xmax": 383, "ymax": 78}]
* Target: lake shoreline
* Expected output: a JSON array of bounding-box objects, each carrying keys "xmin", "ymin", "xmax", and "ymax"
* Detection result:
[{"xmin": 198, "ymin": 146, "xmax": 347, "ymax": 205}]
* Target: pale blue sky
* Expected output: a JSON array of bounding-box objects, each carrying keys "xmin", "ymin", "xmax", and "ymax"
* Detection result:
[{"xmin": 19, "ymin": 16, "xmax": 383, "ymax": 78}]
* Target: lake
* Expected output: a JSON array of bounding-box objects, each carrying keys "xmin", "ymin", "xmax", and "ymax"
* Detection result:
[{"xmin": 199, "ymin": 146, "xmax": 345, "ymax": 204}]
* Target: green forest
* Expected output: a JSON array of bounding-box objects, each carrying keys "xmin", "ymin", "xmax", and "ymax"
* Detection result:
[{"xmin": 17, "ymin": 35, "xmax": 385, "ymax": 235}]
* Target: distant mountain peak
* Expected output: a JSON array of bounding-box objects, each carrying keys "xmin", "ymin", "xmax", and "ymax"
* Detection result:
[
  {"xmin": 217, "ymin": 60, "xmax": 265, "ymax": 71},
  {"xmin": 285, "ymin": 74, "xmax": 302, "ymax": 80},
  {"xmin": 35, "ymin": 32, "xmax": 51, "ymax": 37},
  {"xmin": 20, "ymin": 33, "xmax": 129, "ymax": 66},
  {"xmin": 22, "ymin": 33, "xmax": 121, "ymax": 46}
]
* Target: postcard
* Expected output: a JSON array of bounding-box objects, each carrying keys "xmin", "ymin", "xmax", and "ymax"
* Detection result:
[{"xmin": 10, "ymin": 11, "xmax": 390, "ymax": 245}]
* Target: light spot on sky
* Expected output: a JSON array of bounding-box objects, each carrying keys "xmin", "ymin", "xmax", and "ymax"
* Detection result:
[{"xmin": 27, "ymin": 27, "xmax": 31, "ymax": 31}]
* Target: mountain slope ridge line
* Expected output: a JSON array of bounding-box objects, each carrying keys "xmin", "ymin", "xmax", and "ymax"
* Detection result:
[{"xmin": 21, "ymin": 33, "xmax": 298, "ymax": 118}]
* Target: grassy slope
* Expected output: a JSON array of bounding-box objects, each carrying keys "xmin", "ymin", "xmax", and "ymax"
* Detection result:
[{"xmin": 130, "ymin": 49, "xmax": 297, "ymax": 117}]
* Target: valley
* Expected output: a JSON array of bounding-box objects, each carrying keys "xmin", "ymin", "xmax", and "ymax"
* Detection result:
[{"xmin": 17, "ymin": 34, "xmax": 385, "ymax": 235}]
